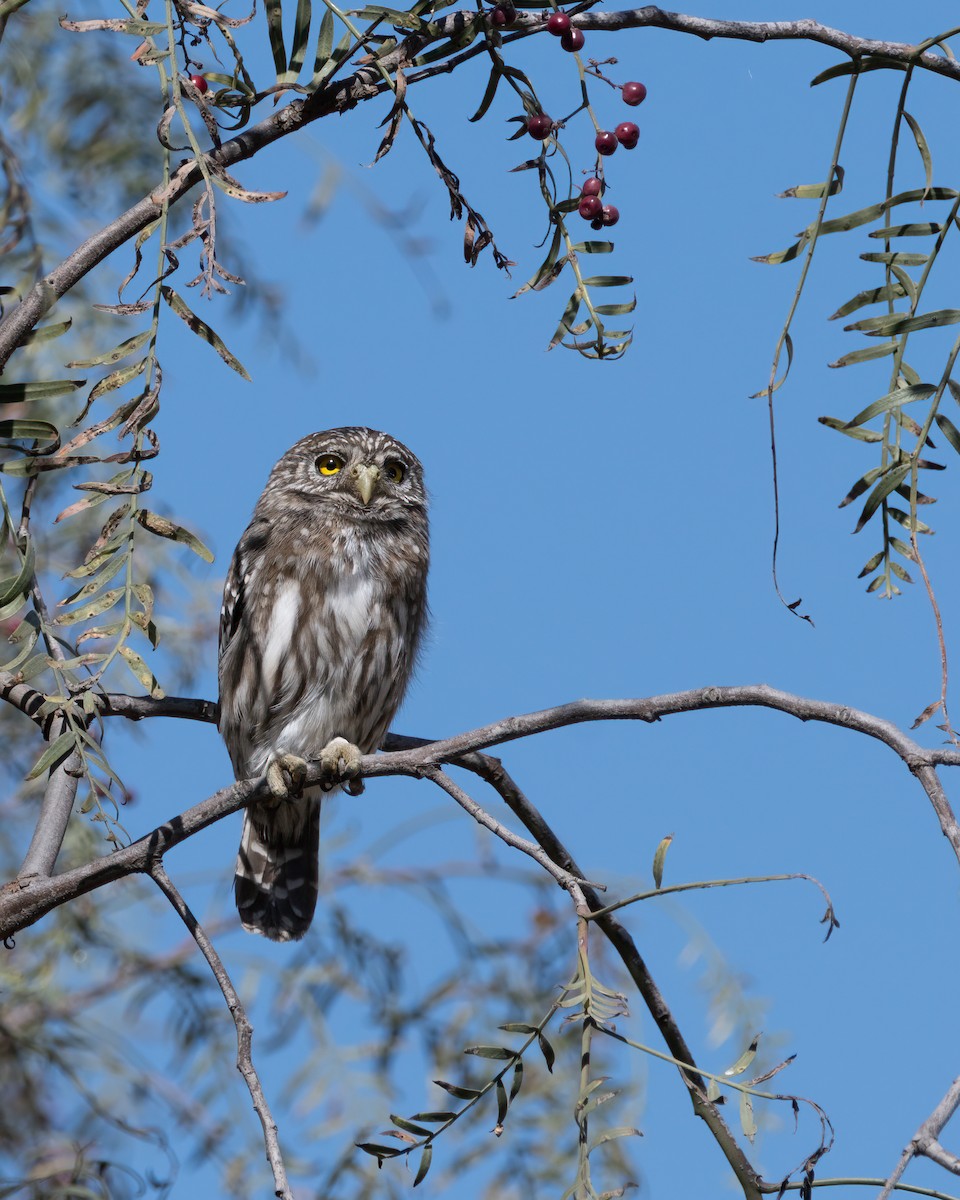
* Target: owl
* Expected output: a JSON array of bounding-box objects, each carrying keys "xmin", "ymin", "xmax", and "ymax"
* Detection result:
[{"xmin": 218, "ymin": 427, "xmax": 429, "ymax": 941}]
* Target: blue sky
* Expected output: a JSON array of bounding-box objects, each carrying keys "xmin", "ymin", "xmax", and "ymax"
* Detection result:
[{"xmin": 22, "ymin": 1, "xmax": 960, "ymax": 1196}]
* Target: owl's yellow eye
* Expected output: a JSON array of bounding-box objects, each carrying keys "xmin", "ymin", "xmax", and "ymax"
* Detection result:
[
  {"xmin": 316, "ymin": 454, "xmax": 344, "ymax": 476},
  {"xmin": 384, "ymin": 459, "xmax": 406, "ymax": 484}
]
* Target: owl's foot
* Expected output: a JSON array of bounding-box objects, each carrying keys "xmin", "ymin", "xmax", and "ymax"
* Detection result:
[
  {"xmin": 265, "ymin": 752, "xmax": 308, "ymax": 800},
  {"xmin": 319, "ymin": 736, "xmax": 364, "ymax": 796}
]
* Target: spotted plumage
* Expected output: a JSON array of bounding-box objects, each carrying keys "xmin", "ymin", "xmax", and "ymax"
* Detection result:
[{"xmin": 218, "ymin": 427, "xmax": 429, "ymax": 941}]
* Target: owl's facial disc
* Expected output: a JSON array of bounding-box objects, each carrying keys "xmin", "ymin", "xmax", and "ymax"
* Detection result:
[{"xmin": 350, "ymin": 463, "xmax": 380, "ymax": 506}]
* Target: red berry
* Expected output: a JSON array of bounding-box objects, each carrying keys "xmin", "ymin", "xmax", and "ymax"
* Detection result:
[
  {"xmin": 578, "ymin": 195, "xmax": 603, "ymax": 220},
  {"xmin": 527, "ymin": 113, "xmax": 553, "ymax": 139},
  {"xmin": 601, "ymin": 204, "xmax": 620, "ymax": 226},
  {"xmin": 546, "ymin": 11, "xmax": 570, "ymax": 34},
  {"xmin": 590, "ymin": 218, "xmax": 604, "ymax": 231},
  {"xmin": 189, "ymin": 73, "xmax": 208, "ymax": 93},
  {"xmin": 560, "ymin": 26, "xmax": 584, "ymax": 51},
  {"xmin": 622, "ymin": 81, "xmax": 647, "ymax": 106},
  {"xmin": 615, "ymin": 121, "xmax": 639, "ymax": 148},
  {"xmin": 581, "ymin": 177, "xmax": 602, "ymax": 196},
  {"xmin": 595, "ymin": 130, "xmax": 617, "ymax": 156},
  {"xmin": 491, "ymin": 4, "xmax": 515, "ymax": 26}
]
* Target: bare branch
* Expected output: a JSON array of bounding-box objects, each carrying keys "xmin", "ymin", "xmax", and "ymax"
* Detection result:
[
  {"xmin": 421, "ymin": 764, "xmax": 594, "ymax": 903},
  {"xmin": 6, "ymin": 682, "xmax": 960, "ymax": 942},
  {"xmin": 877, "ymin": 1077, "xmax": 960, "ymax": 1199},
  {"xmin": 17, "ymin": 718, "xmax": 81, "ymax": 879},
  {"xmin": 148, "ymin": 861, "xmax": 292, "ymax": 1200}
]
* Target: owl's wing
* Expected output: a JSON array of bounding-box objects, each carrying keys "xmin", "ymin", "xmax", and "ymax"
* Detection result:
[
  {"xmin": 219, "ymin": 541, "xmax": 246, "ymax": 659},
  {"xmin": 220, "ymin": 517, "xmax": 272, "ymax": 658}
]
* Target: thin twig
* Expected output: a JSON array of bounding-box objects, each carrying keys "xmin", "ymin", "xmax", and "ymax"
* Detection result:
[
  {"xmin": 148, "ymin": 860, "xmax": 292, "ymax": 1200},
  {"xmin": 421, "ymin": 764, "xmax": 594, "ymax": 904}
]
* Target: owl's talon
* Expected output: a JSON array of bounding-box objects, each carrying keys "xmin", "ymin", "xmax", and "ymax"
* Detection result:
[
  {"xmin": 318, "ymin": 736, "xmax": 364, "ymax": 795},
  {"xmin": 266, "ymin": 752, "xmax": 308, "ymax": 800}
]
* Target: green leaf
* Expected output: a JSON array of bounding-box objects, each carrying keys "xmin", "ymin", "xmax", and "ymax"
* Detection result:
[
  {"xmin": 858, "ymin": 550, "xmax": 884, "ymax": 578},
  {"xmin": 854, "ymin": 464, "xmax": 911, "ymax": 533},
  {"xmin": 413, "ymin": 1145, "xmax": 432, "ymax": 1187},
  {"xmin": 408, "ymin": 1112, "xmax": 456, "ymax": 1123},
  {"xmin": 890, "ymin": 561, "xmax": 914, "ymax": 584},
  {"xmin": 470, "ymin": 64, "xmax": 503, "ymax": 122},
  {"xmin": 724, "ymin": 1035, "xmax": 760, "ymax": 1077},
  {"xmin": 593, "ymin": 302, "xmax": 636, "ymax": 317},
  {"xmin": 66, "ymin": 331, "xmax": 152, "ymax": 369},
  {"xmin": 860, "ymin": 251, "xmax": 929, "ymax": 266},
  {"xmin": 119, "ymin": 644, "xmax": 165, "ymax": 698},
  {"xmin": 311, "ymin": 27, "xmax": 351, "ymax": 87},
  {"xmin": 828, "ymin": 342, "xmax": 898, "ymax": 369},
  {"xmin": 499, "ymin": 1022, "xmax": 539, "ymax": 1034},
  {"xmin": 495, "ymin": 1078, "xmax": 509, "ymax": 1128},
  {"xmin": 844, "ymin": 310, "xmax": 960, "ymax": 337},
  {"xmin": 136, "ymin": 510, "xmax": 214, "ymax": 562},
  {"xmin": 160, "ymin": 286, "xmax": 250, "ymax": 376},
  {"xmin": 388, "ymin": 1114, "xmax": 431, "ymax": 1137},
  {"xmin": 580, "ymin": 275, "xmax": 633, "ymax": 288},
  {"xmin": 433, "ymin": 1079, "xmax": 481, "ymax": 1100},
  {"xmin": 810, "ymin": 56, "xmax": 905, "ymax": 87},
  {"xmin": 777, "ymin": 166, "xmax": 844, "ymax": 199},
  {"xmin": 902, "ymin": 111, "xmax": 933, "ymax": 197},
  {"xmin": 572, "ymin": 241, "xmax": 614, "ymax": 254},
  {"xmin": 537, "ymin": 1032, "xmax": 555, "ymax": 1073},
  {"xmin": 22, "ymin": 319, "xmax": 73, "ymax": 345},
  {"xmin": 588, "ymin": 1127, "xmax": 643, "ymax": 1153},
  {"xmin": 829, "ymin": 283, "xmax": 908, "ymax": 320},
  {"xmin": 0, "ymin": 380, "xmax": 84, "ymax": 402},
  {"xmin": 935, "ymin": 413, "xmax": 960, "ymax": 456},
  {"xmin": 548, "ymin": 290, "xmax": 581, "ymax": 351},
  {"xmin": 844, "ymin": 384, "xmax": 936, "ymax": 429},
  {"xmin": 285, "ymin": 0, "xmax": 311, "ymax": 78},
  {"xmin": 0, "ymin": 419, "xmax": 60, "ymax": 445},
  {"xmin": 867, "ymin": 223, "xmax": 941, "ymax": 239},
  {"xmin": 313, "ymin": 7, "xmax": 333, "ymax": 72},
  {"xmin": 839, "ymin": 465, "xmax": 884, "ymax": 508},
  {"xmin": 652, "ymin": 833, "xmax": 672, "ymax": 889},
  {"xmin": 264, "ymin": 0, "xmax": 287, "ymax": 80},
  {"xmin": 509, "ymin": 1060, "xmax": 524, "ymax": 1100},
  {"xmin": 888, "ymin": 506, "xmax": 931, "ymax": 534},
  {"xmin": 739, "ymin": 1090, "xmax": 757, "ymax": 1143},
  {"xmin": 464, "ymin": 1045, "xmax": 516, "ymax": 1060},
  {"xmin": 161, "ymin": 288, "xmax": 250, "ymax": 379},
  {"xmin": 25, "ymin": 730, "xmax": 78, "ymax": 780},
  {"xmin": 355, "ymin": 1142, "xmax": 404, "ymax": 1159},
  {"xmin": 54, "ymin": 588, "xmax": 125, "ymax": 625},
  {"xmin": 818, "ymin": 416, "xmax": 883, "ymax": 443},
  {"xmin": 3, "ymin": 612, "xmax": 40, "ymax": 672},
  {"xmin": 0, "ymin": 539, "xmax": 35, "ymax": 609},
  {"xmin": 80, "ymin": 359, "xmax": 148, "ymax": 419}
]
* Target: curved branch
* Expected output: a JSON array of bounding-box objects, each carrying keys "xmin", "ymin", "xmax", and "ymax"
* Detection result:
[
  {"xmin": 1, "ymin": 12, "xmax": 957, "ymax": 365},
  {"xmin": 149, "ymin": 862, "xmax": 292, "ymax": 1200},
  {"xmin": 6, "ymin": 683, "xmax": 958, "ymax": 940}
]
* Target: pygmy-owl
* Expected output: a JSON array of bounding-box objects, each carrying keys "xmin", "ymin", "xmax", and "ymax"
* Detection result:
[{"xmin": 218, "ymin": 427, "xmax": 429, "ymax": 941}]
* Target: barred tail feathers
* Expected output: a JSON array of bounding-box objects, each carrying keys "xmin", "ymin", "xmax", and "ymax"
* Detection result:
[{"xmin": 234, "ymin": 798, "xmax": 320, "ymax": 942}]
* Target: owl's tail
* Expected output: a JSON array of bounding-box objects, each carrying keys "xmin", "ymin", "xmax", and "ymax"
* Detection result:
[{"xmin": 234, "ymin": 797, "xmax": 320, "ymax": 941}]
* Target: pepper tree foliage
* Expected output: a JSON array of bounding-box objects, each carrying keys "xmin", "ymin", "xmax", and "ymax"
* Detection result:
[{"xmin": 3, "ymin": 2, "xmax": 960, "ymax": 1199}]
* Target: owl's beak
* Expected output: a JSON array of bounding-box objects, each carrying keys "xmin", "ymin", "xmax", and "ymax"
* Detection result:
[{"xmin": 351, "ymin": 463, "xmax": 380, "ymax": 505}]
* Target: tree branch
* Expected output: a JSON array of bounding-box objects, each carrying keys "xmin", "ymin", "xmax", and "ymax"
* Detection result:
[
  {"xmin": 877, "ymin": 1077, "xmax": 960, "ymax": 1200},
  {"xmin": 148, "ymin": 861, "xmax": 292, "ymax": 1200},
  {"xmin": 1, "ymin": 12, "xmax": 957, "ymax": 365}
]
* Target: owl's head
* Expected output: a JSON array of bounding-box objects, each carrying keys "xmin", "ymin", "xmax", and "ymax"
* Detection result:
[{"xmin": 261, "ymin": 426, "xmax": 426, "ymax": 524}]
